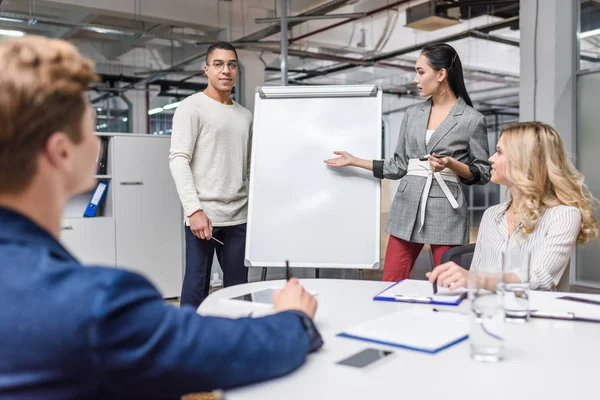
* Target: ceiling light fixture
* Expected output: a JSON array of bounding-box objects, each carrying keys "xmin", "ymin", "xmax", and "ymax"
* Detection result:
[
  {"xmin": 581, "ymin": 28, "xmax": 600, "ymax": 39},
  {"xmin": 148, "ymin": 107, "xmax": 164, "ymax": 115},
  {"xmin": 0, "ymin": 16, "xmax": 25, "ymax": 23},
  {"xmin": 0, "ymin": 28, "xmax": 25, "ymax": 37},
  {"xmin": 163, "ymin": 101, "xmax": 182, "ymax": 110}
]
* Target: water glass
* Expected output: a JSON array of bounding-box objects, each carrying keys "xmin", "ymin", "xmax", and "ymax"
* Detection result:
[
  {"xmin": 468, "ymin": 271, "xmax": 504, "ymax": 362},
  {"xmin": 498, "ymin": 251, "xmax": 531, "ymax": 323}
]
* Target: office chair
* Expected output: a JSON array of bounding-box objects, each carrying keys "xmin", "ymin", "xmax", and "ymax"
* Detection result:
[{"xmin": 440, "ymin": 244, "xmax": 477, "ymax": 271}]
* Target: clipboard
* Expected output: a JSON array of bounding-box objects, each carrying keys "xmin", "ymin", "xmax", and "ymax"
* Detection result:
[
  {"xmin": 338, "ymin": 308, "xmax": 469, "ymax": 354},
  {"xmin": 373, "ymin": 279, "xmax": 466, "ymax": 306},
  {"xmin": 528, "ymin": 291, "xmax": 600, "ymax": 324},
  {"xmin": 84, "ymin": 181, "xmax": 108, "ymax": 218}
]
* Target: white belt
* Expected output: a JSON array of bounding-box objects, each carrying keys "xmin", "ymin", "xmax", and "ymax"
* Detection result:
[{"xmin": 406, "ymin": 158, "xmax": 459, "ymax": 232}]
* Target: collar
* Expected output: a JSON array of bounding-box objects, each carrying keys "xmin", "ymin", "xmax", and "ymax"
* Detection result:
[
  {"xmin": 420, "ymin": 96, "xmax": 467, "ymax": 116},
  {"xmin": 492, "ymin": 202, "xmax": 511, "ymax": 223},
  {"xmin": 0, "ymin": 206, "xmax": 75, "ymax": 262}
]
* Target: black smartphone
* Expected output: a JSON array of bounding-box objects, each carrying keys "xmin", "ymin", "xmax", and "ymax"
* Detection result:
[
  {"xmin": 335, "ymin": 348, "xmax": 393, "ymax": 369},
  {"xmin": 230, "ymin": 288, "xmax": 275, "ymax": 305},
  {"xmin": 558, "ymin": 296, "xmax": 600, "ymax": 306}
]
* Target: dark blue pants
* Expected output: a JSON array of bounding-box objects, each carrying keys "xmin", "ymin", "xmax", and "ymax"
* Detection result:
[{"xmin": 181, "ymin": 223, "xmax": 248, "ymax": 308}]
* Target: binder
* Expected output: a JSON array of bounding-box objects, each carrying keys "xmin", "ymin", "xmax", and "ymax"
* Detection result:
[
  {"xmin": 373, "ymin": 279, "xmax": 466, "ymax": 306},
  {"xmin": 84, "ymin": 181, "xmax": 108, "ymax": 218},
  {"xmin": 338, "ymin": 308, "xmax": 469, "ymax": 354},
  {"xmin": 96, "ymin": 137, "xmax": 109, "ymax": 175}
]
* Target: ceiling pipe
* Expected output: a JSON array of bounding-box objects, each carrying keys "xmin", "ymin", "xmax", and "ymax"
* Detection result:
[
  {"xmin": 93, "ymin": 0, "xmax": 353, "ymax": 103},
  {"xmin": 290, "ymin": 16, "xmax": 522, "ymax": 82},
  {"xmin": 256, "ymin": 12, "xmax": 367, "ymax": 24},
  {"xmin": 289, "ymin": 0, "xmax": 413, "ymax": 44}
]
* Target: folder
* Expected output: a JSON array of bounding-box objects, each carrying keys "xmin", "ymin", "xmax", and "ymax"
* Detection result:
[
  {"xmin": 374, "ymin": 279, "xmax": 466, "ymax": 306},
  {"xmin": 96, "ymin": 137, "xmax": 109, "ymax": 175},
  {"xmin": 84, "ymin": 181, "xmax": 108, "ymax": 218},
  {"xmin": 529, "ymin": 291, "xmax": 600, "ymax": 324},
  {"xmin": 338, "ymin": 308, "xmax": 469, "ymax": 354}
]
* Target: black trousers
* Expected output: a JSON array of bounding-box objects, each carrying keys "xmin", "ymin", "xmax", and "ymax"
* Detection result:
[{"xmin": 180, "ymin": 223, "xmax": 248, "ymax": 309}]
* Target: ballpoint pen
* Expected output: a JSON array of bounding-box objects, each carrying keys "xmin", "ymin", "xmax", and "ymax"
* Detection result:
[{"xmin": 286, "ymin": 260, "xmax": 290, "ymax": 281}]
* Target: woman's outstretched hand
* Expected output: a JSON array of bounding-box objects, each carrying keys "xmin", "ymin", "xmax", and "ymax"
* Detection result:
[{"xmin": 324, "ymin": 151, "xmax": 354, "ymax": 168}]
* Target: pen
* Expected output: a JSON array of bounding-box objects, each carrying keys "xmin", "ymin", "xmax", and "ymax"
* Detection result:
[
  {"xmin": 211, "ymin": 236, "xmax": 224, "ymax": 246},
  {"xmin": 432, "ymin": 308, "xmax": 468, "ymax": 315},
  {"xmin": 285, "ymin": 260, "xmax": 290, "ymax": 281},
  {"xmin": 395, "ymin": 294, "xmax": 432, "ymax": 303},
  {"xmin": 529, "ymin": 310, "xmax": 600, "ymax": 323}
]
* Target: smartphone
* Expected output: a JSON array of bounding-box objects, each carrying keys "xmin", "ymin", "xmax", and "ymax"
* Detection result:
[
  {"xmin": 419, "ymin": 154, "xmax": 447, "ymax": 161},
  {"xmin": 230, "ymin": 288, "xmax": 275, "ymax": 305},
  {"xmin": 335, "ymin": 348, "xmax": 394, "ymax": 369},
  {"xmin": 228, "ymin": 288, "xmax": 319, "ymax": 306},
  {"xmin": 558, "ymin": 296, "xmax": 600, "ymax": 306}
]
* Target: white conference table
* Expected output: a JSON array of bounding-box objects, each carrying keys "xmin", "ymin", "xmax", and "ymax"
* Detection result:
[{"xmin": 198, "ymin": 279, "xmax": 600, "ymax": 400}]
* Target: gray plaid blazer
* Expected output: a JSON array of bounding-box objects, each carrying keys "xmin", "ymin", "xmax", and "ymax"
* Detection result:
[{"xmin": 373, "ymin": 97, "xmax": 491, "ymax": 245}]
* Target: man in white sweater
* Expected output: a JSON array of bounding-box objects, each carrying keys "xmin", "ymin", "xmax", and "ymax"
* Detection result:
[{"xmin": 169, "ymin": 42, "xmax": 252, "ymax": 308}]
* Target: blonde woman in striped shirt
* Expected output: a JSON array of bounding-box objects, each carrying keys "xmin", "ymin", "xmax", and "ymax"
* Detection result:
[{"xmin": 427, "ymin": 122, "xmax": 598, "ymax": 291}]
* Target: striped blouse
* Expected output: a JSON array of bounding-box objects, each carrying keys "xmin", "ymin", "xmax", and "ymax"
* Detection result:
[{"xmin": 470, "ymin": 202, "xmax": 581, "ymax": 291}]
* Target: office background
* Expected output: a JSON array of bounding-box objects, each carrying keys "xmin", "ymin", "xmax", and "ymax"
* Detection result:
[{"xmin": 0, "ymin": 0, "xmax": 597, "ymax": 292}]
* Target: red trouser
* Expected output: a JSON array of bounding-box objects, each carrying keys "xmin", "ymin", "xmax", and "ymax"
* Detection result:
[{"xmin": 382, "ymin": 235, "xmax": 456, "ymax": 282}]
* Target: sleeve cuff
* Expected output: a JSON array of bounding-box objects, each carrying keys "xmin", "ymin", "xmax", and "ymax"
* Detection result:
[
  {"xmin": 460, "ymin": 164, "xmax": 481, "ymax": 186},
  {"xmin": 186, "ymin": 207, "xmax": 203, "ymax": 218},
  {"xmin": 287, "ymin": 311, "xmax": 324, "ymax": 353},
  {"xmin": 372, "ymin": 160, "xmax": 384, "ymax": 180}
]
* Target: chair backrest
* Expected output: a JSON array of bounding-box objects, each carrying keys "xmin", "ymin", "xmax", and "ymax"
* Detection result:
[{"xmin": 440, "ymin": 244, "xmax": 476, "ymax": 271}]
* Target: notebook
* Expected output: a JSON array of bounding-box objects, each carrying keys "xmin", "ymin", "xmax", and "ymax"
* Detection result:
[
  {"xmin": 338, "ymin": 308, "xmax": 469, "ymax": 354},
  {"xmin": 374, "ymin": 279, "xmax": 467, "ymax": 306}
]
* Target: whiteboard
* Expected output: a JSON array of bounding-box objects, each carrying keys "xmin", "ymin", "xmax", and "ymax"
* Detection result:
[{"xmin": 245, "ymin": 85, "xmax": 381, "ymax": 269}]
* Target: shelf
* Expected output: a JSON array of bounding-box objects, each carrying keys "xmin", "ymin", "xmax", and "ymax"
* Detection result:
[
  {"xmin": 62, "ymin": 216, "xmax": 113, "ymax": 221},
  {"xmin": 95, "ymin": 175, "xmax": 112, "ymax": 179}
]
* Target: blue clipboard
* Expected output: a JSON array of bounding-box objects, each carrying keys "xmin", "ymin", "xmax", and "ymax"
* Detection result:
[
  {"xmin": 336, "ymin": 332, "xmax": 468, "ymax": 355},
  {"xmin": 84, "ymin": 181, "xmax": 109, "ymax": 218},
  {"xmin": 373, "ymin": 280, "xmax": 466, "ymax": 306},
  {"xmin": 336, "ymin": 308, "xmax": 469, "ymax": 354}
]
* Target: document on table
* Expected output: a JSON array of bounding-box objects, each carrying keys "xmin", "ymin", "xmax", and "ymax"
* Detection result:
[
  {"xmin": 529, "ymin": 291, "xmax": 600, "ymax": 322},
  {"xmin": 374, "ymin": 279, "xmax": 466, "ymax": 306},
  {"xmin": 338, "ymin": 308, "xmax": 469, "ymax": 354}
]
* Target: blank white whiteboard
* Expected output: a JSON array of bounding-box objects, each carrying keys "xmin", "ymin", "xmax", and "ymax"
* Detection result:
[{"xmin": 245, "ymin": 85, "xmax": 381, "ymax": 269}]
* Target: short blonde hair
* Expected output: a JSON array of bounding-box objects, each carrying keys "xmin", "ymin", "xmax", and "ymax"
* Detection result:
[
  {"xmin": 0, "ymin": 35, "xmax": 98, "ymax": 193},
  {"xmin": 501, "ymin": 122, "xmax": 598, "ymax": 244}
]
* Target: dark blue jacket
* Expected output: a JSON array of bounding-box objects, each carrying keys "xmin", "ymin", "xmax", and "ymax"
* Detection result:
[{"xmin": 0, "ymin": 206, "xmax": 322, "ymax": 399}]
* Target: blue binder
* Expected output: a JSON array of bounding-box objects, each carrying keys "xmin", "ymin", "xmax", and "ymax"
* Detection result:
[{"xmin": 84, "ymin": 181, "xmax": 108, "ymax": 218}]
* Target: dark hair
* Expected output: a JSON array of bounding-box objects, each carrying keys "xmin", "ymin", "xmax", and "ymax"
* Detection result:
[
  {"xmin": 420, "ymin": 43, "xmax": 473, "ymax": 107},
  {"xmin": 206, "ymin": 42, "xmax": 238, "ymax": 64}
]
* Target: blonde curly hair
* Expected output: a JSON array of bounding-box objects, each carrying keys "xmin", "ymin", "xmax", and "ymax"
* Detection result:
[
  {"xmin": 0, "ymin": 35, "xmax": 98, "ymax": 193},
  {"xmin": 501, "ymin": 122, "xmax": 598, "ymax": 245}
]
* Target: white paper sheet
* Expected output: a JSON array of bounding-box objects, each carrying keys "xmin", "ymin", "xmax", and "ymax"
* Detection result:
[
  {"xmin": 374, "ymin": 279, "xmax": 466, "ymax": 305},
  {"xmin": 339, "ymin": 307, "xmax": 469, "ymax": 353}
]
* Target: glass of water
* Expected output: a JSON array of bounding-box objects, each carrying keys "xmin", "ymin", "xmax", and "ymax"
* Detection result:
[
  {"xmin": 468, "ymin": 271, "xmax": 504, "ymax": 362},
  {"xmin": 498, "ymin": 251, "xmax": 531, "ymax": 323}
]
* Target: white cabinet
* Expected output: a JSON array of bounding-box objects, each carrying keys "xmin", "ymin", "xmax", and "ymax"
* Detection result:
[
  {"xmin": 60, "ymin": 217, "xmax": 116, "ymax": 266},
  {"xmin": 112, "ymin": 136, "xmax": 183, "ymax": 298},
  {"xmin": 60, "ymin": 133, "xmax": 183, "ymax": 298}
]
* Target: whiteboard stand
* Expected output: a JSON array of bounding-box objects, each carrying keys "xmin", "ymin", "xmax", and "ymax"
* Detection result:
[{"xmin": 246, "ymin": 85, "xmax": 382, "ymax": 275}]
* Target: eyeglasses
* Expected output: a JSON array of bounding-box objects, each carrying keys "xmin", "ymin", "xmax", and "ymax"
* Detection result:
[{"xmin": 209, "ymin": 61, "xmax": 239, "ymax": 71}]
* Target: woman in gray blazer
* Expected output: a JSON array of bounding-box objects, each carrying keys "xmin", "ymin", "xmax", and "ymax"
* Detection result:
[{"xmin": 325, "ymin": 43, "xmax": 491, "ymax": 281}]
